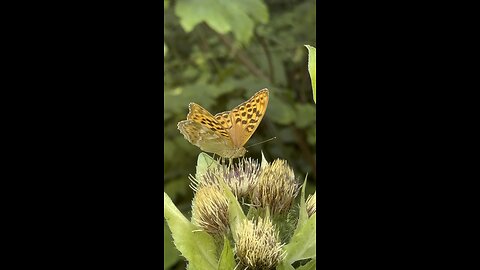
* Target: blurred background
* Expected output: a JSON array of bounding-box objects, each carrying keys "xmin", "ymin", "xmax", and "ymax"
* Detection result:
[{"xmin": 164, "ymin": 0, "xmax": 316, "ymax": 268}]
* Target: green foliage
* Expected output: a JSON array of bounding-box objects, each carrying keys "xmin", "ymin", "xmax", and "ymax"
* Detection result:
[
  {"xmin": 165, "ymin": 153, "xmax": 316, "ymax": 269},
  {"xmin": 164, "ymin": 223, "xmax": 181, "ymax": 269},
  {"xmin": 175, "ymin": 0, "xmax": 268, "ymax": 44},
  {"xmin": 305, "ymin": 45, "xmax": 316, "ymax": 103},
  {"xmin": 195, "ymin": 152, "xmax": 220, "ymax": 179},
  {"xmin": 164, "ymin": 193, "xmax": 218, "ymax": 269},
  {"xmin": 283, "ymin": 213, "xmax": 316, "ymax": 264},
  {"xmin": 218, "ymin": 236, "xmax": 235, "ymax": 270},
  {"xmin": 295, "ymin": 259, "xmax": 316, "ymax": 270}
]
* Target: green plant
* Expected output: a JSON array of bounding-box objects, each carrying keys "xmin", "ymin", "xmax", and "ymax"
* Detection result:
[{"xmin": 164, "ymin": 153, "xmax": 316, "ymax": 269}]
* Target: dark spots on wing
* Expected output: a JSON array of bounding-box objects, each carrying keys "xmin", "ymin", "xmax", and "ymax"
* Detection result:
[
  {"xmin": 235, "ymin": 118, "xmax": 242, "ymax": 123},
  {"xmin": 241, "ymin": 120, "xmax": 247, "ymax": 124},
  {"xmin": 249, "ymin": 119, "xmax": 257, "ymax": 123},
  {"xmin": 247, "ymin": 125, "xmax": 255, "ymax": 131},
  {"xmin": 256, "ymin": 111, "xmax": 262, "ymax": 117},
  {"xmin": 247, "ymin": 108, "xmax": 252, "ymax": 112},
  {"xmin": 223, "ymin": 114, "xmax": 228, "ymax": 118},
  {"xmin": 253, "ymin": 108, "xmax": 257, "ymax": 113},
  {"xmin": 246, "ymin": 104, "xmax": 251, "ymax": 108},
  {"xmin": 256, "ymin": 98, "xmax": 260, "ymax": 103},
  {"xmin": 247, "ymin": 114, "xmax": 252, "ymax": 119},
  {"xmin": 241, "ymin": 112, "xmax": 246, "ymax": 117},
  {"xmin": 221, "ymin": 121, "xmax": 225, "ymax": 124},
  {"xmin": 240, "ymin": 106, "xmax": 245, "ymax": 111}
]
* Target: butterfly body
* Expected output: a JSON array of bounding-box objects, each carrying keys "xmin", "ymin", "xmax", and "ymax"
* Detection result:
[{"xmin": 178, "ymin": 89, "xmax": 269, "ymax": 159}]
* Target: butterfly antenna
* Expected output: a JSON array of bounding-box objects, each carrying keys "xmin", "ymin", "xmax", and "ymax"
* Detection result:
[{"xmin": 245, "ymin": 137, "xmax": 277, "ymax": 149}]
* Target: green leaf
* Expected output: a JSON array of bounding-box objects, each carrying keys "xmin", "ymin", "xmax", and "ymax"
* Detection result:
[
  {"xmin": 304, "ymin": 45, "xmax": 316, "ymax": 104},
  {"xmin": 220, "ymin": 180, "xmax": 246, "ymax": 242},
  {"xmin": 283, "ymin": 213, "xmax": 316, "ymax": 264},
  {"xmin": 175, "ymin": 0, "xmax": 229, "ymax": 33},
  {"xmin": 174, "ymin": 0, "xmax": 269, "ymax": 44},
  {"xmin": 217, "ymin": 236, "xmax": 235, "ymax": 270},
  {"xmin": 164, "ymin": 192, "xmax": 218, "ymax": 269},
  {"xmin": 164, "ymin": 222, "xmax": 181, "ymax": 269},
  {"xmin": 296, "ymin": 175, "xmax": 309, "ymax": 230},
  {"xmin": 236, "ymin": 0, "xmax": 269, "ymax": 24},
  {"xmin": 296, "ymin": 259, "xmax": 316, "ymax": 270},
  {"xmin": 195, "ymin": 152, "xmax": 220, "ymax": 180},
  {"xmin": 276, "ymin": 261, "xmax": 295, "ymax": 270}
]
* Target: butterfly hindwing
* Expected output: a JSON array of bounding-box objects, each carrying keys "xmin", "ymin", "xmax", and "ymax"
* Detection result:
[{"xmin": 177, "ymin": 120, "xmax": 234, "ymax": 154}]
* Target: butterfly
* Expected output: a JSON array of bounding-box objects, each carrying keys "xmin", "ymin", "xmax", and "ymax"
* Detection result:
[{"xmin": 177, "ymin": 89, "xmax": 269, "ymax": 159}]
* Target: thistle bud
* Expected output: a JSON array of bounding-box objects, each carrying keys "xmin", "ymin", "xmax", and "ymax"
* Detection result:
[
  {"xmin": 190, "ymin": 157, "xmax": 261, "ymax": 199},
  {"xmin": 191, "ymin": 185, "xmax": 229, "ymax": 235},
  {"xmin": 235, "ymin": 217, "xmax": 284, "ymax": 269},
  {"xmin": 252, "ymin": 159, "xmax": 299, "ymax": 215},
  {"xmin": 305, "ymin": 191, "xmax": 316, "ymax": 217}
]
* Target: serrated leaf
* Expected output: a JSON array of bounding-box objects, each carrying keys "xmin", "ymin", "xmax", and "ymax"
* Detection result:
[
  {"xmin": 304, "ymin": 45, "xmax": 316, "ymax": 104},
  {"xmin": 283, "ymin": 213, "xmax": 316, "ymax": 264},
  {"xmin": 164, "ymin": 192, "xmax": 218, "ymax": 269},
  {"xmin": 218, "ymin": 236, "xmax": 235, "ymax": 270},
  {"xmin": 164, "ymin": 223, "xmax": 181, "ymax": 269}
]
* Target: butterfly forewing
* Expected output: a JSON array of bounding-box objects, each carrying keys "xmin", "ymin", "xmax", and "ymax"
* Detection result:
[
  {"xmin": 186, "ymin": 103, "xmax": 231, "ymax": 139},
  {"xmin": 228, "ymin": 89, "xmax": 269, "ymax": 147}
]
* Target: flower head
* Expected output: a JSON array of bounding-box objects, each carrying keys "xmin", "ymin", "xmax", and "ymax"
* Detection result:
[
  {"xmin": 190, "ymin": 157, "xmax": 261, "ymax": 199},
  {"xmin": 191, "ymin": 185, "xmax": 229, "ymax": 235},
  {"xmin": 235, "ymin": 217, "xmax": 285, "ymax": 270},
  {"xmin": 252, "ymin": 159, "xmax": 299, "ymax": 215}
]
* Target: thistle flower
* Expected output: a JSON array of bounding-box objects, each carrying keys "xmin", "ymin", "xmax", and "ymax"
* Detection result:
[
  {"xmin": 252, "ymin": 159, "xmax": 299, "ymax": 215},
  {"xmin": 235, "ymin": 217, "xmax": 285, "ymax": 270},
  {"xmin": 191, "ymin": 185, "xmax": 229, "ymax": 235},
  {"xmin": 190, "ymin": 157, "xmax": 261, "ymax": 199},
  {"xmin": 306, "ymin": 191, "xmax": 316, "ymax": 217}
]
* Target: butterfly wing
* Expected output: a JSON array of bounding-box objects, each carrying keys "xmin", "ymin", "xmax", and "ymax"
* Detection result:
[
  {"xmin": 186, "ymin": 103, "xmax": 232, "ymax": 139},
  {"xmin": 178, "ymin": 103, "xmax": 245, "ymax": 158},
  {"xmin": 177, "ymin": 120, "xmax": 234, "ymax": 155},
  {"xmin": 228, "ymin": 89, "xmax": 269, "ymax": 147}
]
